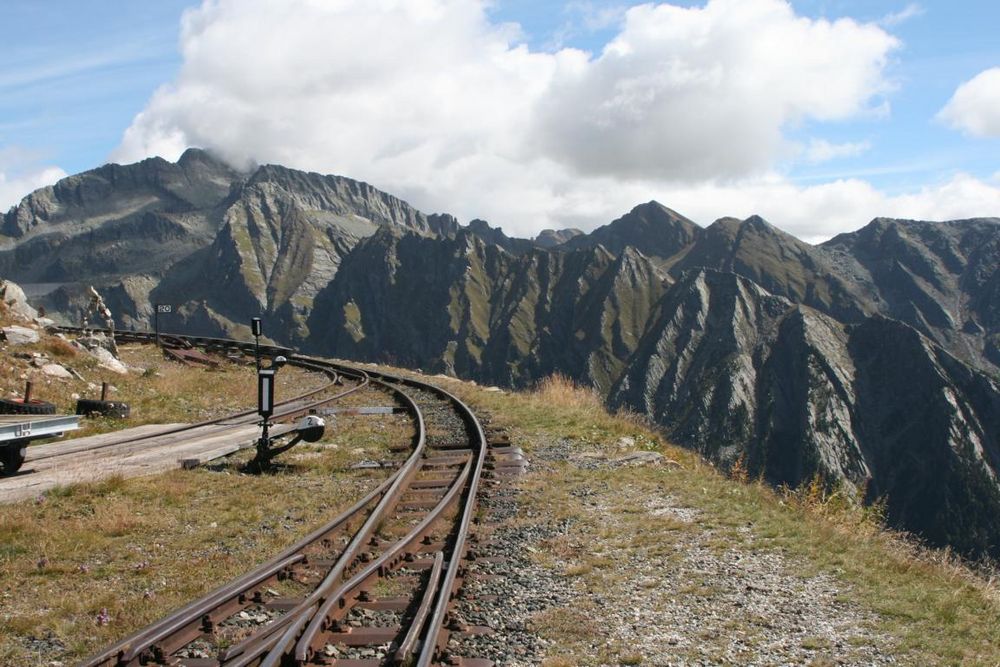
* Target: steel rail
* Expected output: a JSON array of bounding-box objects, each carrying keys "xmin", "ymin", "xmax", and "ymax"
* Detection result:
[
  {"xmin": 277, "ymin": 375, "xmax": 488, "ymax": 666},
  {"xmin": 416, "ymin": 384, "xmax": 489, "ymax": 667},
  {"xmin": 290, "ymin": 449, "xmax": 474, "ymax": 664},
  {"xmin": 395, "ymin": 552, "xmax": 444, "ymax": 663},
  {"xmin": 78, "ymin": 475, "xmax": 389, "ymax": 667},
  {"xmin": 69, "ymin": 339, "xmax": 403, "ymax": 667},
  {"xmin": 218, "ymin": 372, "xmax": 431, "ymax": 666},
  {"xmin": 73, "ymin": 335, "xmax": 491, "ymax": 667},
  {"xmin": 32, "ymin": 328, "xmax": 367, "ymax": 464}
]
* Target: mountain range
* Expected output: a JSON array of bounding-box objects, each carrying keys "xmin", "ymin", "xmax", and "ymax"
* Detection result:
[{"xmin": 3, "ymin": 149, "xmax": 1000, "ymax": 558}]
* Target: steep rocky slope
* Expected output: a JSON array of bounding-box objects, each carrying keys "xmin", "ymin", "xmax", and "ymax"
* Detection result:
[
  {"xmin": 308, "ymin": 228, "xmax": 667, "ymax": 393},
  {"xmin": 564, "ymin": 201, "xmax": 700, "ymax": 267},
  {"xmin": 671, "ymin": 215, "xmax": 872, "ymax": 322},
  {"xmin": 564, "ymin": 204, "xmax": 1000, "ymax": 374},
  {"xmin": 0, "ymin": 149, "xmax": 241, "ymax": 283},
  {"xmin": 821, "ymin": 217, "xmax": 1000, "ymax": 370},
  {"xmin": 611, "ymin": 269, "xmax": 1000, "ymax": 556},
  {"xmin": 0, "ymin": 150, "xmax": 456, "ymax": 337}
]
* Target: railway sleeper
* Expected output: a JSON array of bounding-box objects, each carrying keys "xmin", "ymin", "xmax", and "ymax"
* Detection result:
[
  {"xmin": 430, "ymin": 441, "xmax": 482, "ymax": 451},
  {"xmin": 422, "ymin": 455, "xmax": 472, "ymax": 466},
  {"xmin": 323, "ymin": 626, "xmax": 401, "ymax": 645},
  {"xmin": 445, "ymin": 658, "xmax": 495, "ymax": 667},
  {"xmin": 403, "ymin": 487, "xmax": 449, "ymax": 499},
  {"xmin": 356, "ymin": 595, "xmax": 412, "ymax": 612},
  {"xmin": 263, "ymin": 596, "xmax": 303, "ymax": 612},
  {"xmin": 398, "ymin": 499, "xmax": 448, "ymax": 511},
  {"xmin": 410, "ymin": 478, "xmax": 455, "ymax": 489}
]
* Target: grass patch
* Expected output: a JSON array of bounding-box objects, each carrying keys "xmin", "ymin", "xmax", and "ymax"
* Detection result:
[
  {"xmin": 431, "ymin": 370, "xmax": 1000, "ymax": 666},
  {"xmin": 0, "ymin": 365, "xmax": 411, "ymax": 666}
]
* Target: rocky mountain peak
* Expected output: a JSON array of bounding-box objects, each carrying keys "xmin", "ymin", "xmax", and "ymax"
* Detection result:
[
  {"xmin": 564, "ymin": 200, "xmax": 700, "ymax": 263},
  {"xmin": 464, "ymin": 219, "xmax": 535, "ymax": 255},
  {"xmin": 534, "ymin": 227, "xmax": 584, "ymax": 249},
  {"xmin": 240, "ymin": 163, "xmax": 452, "ymax": 236},
  {"xmin": 1, "ymin": 151, "xmax": 243, "ymax": 240}
]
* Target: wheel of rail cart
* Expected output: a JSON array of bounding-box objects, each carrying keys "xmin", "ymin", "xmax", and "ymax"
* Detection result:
[
  {"xmin": 75, "ymin": 399, "xmax": 130, "ymax": 419},
  {"xmin": 0, "ymin": 441, "xmax": 27, "ymax": 476},
  {"xmin": 0, "ymin": 397, "xmax": 57, "ymax": 415}
]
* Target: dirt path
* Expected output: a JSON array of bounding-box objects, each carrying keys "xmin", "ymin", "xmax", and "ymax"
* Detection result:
[{"xmin": 451, "ymin": 437, "xmax": 900, "ymax": 666}]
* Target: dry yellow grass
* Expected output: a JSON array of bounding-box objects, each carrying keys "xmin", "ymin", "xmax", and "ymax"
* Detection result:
[
  {"xmin": 532, "ymin": 373, "xmax": 605, "ymax": 411},
  {"xmin": 0, "ymin": 378, "xmax": 413, "ymax": 666},
  {"xmin": 434, "ymin": 370, "xmax": 1000, "ymax": 666}
]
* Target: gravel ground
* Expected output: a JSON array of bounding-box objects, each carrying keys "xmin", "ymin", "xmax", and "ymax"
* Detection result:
[
  {"xmin": 448, "ymin": 481, "xmax": 576, "ymax": 665},
  {"xmin": 446, "ymin": 435, "xmax": 900, "ymax": 666}
]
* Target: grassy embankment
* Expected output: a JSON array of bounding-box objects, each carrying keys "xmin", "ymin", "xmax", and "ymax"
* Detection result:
[{"xmin": 442, "ymin": 374, "xmax": 1000, "ymax": 666}]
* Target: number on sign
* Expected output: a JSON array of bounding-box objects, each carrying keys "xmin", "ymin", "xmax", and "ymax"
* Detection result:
[{"xmin": 156, "ymin": 305, "xmax": 172, "ymax": 314}]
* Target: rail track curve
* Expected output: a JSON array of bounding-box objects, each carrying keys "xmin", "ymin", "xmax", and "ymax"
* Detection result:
[{"xmin": 50, "ymin": 330, "xmax": 503, "ymax": 667}]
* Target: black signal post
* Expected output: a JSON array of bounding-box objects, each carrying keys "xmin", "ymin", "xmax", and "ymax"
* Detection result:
[
  {"xmin": 251, "ymin": 316, "xmax": 262, "ymax": 372},
  {"xmin": 258, "ymin": 367, "xmax": 275, "ymax": 454},
  {"xmin": 252, "ymin": 316, "xmax": 290, "ymax": 465}
]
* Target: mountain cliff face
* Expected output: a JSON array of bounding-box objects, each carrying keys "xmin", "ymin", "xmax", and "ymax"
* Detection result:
[
  {"xmin": 4, "ymin": 151, "xmax": 1000, "ymax": 557},
  {"xmin": 564, "ymin": 201, "xmax": 700, "ymax": 267},
  {"xmin": 566, "ymin": 203, "xmax": 1000, "ymax": 375},
  {"xmin": 610, "ymin": 269, "xmax": 1000, "ymax": 556},
  {"xmin": 0, "ymin": 149, "xmax": 240, "ymax": 284},
  {"xmin": 0, "ymin": 150, "xmax": 457, "ymax": 336},
  {"xmin": 671, "ymin": 215, "xmax": 872, "ymax": 323},
  {"xmin": 821, "ymin": 217, "xmax": 1000, "ymax": 371},
  {"xmin": 308, "ymin": 228, "xmax": 667, "ymax": 393}
]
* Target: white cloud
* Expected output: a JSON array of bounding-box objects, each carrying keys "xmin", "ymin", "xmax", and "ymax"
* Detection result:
[
  {"xmin": 802, "ymin": 139, "xmax": 871, "ymax": 164},
  {"xmin": 109, "ymin": 0, "xmax": 912, "ymax": 240},
  {"xmin": 0, "ymin": 147, "xmax": 67, "ymax": 211},
  {"xmin": 939, "ymin": 67, "xmax": 1000, "ymax": 138},
  {"xmin": 532, "ymin": 0, "xmax": 897, "ymax": 180},
  {"xmin": 879, "ymin": 3, "xmax": 925, "ymax": 27}
]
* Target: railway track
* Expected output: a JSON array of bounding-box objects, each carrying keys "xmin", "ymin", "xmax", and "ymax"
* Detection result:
[
  {"xmin": 48, "ymin": 330, "xmax": 519, "ymax": 667},
  {"xmin": 0, "ymin": 330, "xmax": 368, "ymax": 502}
]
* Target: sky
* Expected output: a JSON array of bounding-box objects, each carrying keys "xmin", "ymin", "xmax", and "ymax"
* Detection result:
[{"xmin": 1, "ymin": 0, "xmax": 998, "ymax": 242}]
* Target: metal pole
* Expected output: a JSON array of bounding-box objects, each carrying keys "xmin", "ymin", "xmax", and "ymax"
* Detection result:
[
  {"xmin": 155, "ymin": 306, "xmax": 160, "ymax": 348},
  {"xmin": 259, "ymin": 421, "xmax": 270, "ymax": 457},
  {"xmin": 251, "ymin": 317, "xmax": 262, "ymax": 372}
]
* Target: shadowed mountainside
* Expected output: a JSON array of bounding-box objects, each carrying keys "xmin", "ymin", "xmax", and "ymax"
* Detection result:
[
  {"xmin": 610, "ymin": 269, "xmax": 1000, "ymax": 556},
  {"xmin": 308, "ymin": 227, "xmax": 668, "ymax": 394}
]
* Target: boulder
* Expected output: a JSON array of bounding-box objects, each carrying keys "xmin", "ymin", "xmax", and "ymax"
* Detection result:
[
  {"xmin": 87, "ymin": 346, "xmax": 129, "ymax": 374},
  {"xmin": 42, "ymin": 363, "xmax": 73, "ymax": 379},
  {"xmin": 2, "ymin": 325, "xmax": 40, "ymax": 345},
  {"xmin": 0, "ymin": 280, "xmax": 38, "ymax": 321}
]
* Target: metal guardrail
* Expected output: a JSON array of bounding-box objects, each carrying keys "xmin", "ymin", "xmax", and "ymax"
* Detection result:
[{"xmin": 0, "ymin": 414, "xmax": 80, "ymax": 443}]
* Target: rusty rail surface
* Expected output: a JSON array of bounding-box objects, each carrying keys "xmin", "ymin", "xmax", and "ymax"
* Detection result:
[{"xmin": 72, "ymin": 333, "xmax": 494, "ymax": 667}]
